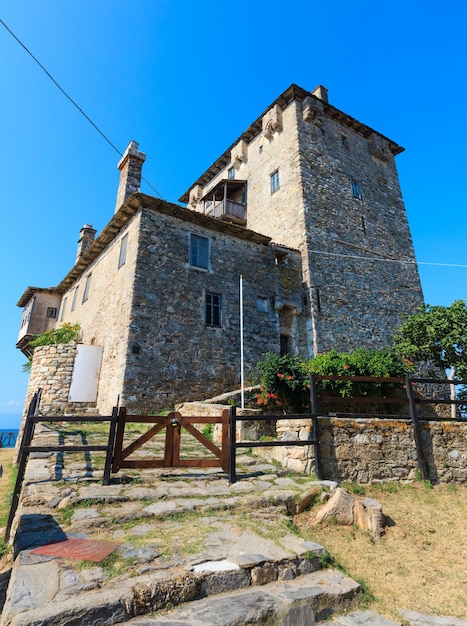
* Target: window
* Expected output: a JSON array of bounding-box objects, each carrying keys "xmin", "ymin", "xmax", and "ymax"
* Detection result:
[
  {"xmin": 256, "ymin": 297, "xmax": 269, "ymax": 312},
  {"xmin": 71, "ymin": 286, "xmax": 79, "ymax": 312},
  {"xmin": 118, "ymin": 233, "xmax": 128, "ymax": 268},
  {"xmin": 82, "ymin": 274, "xmax": 92, "ymax": 303},
  {"xmin": 20, "ymin": 298, "xmax": 34, "ymax": 328},
  {"xmin": 205, "ymin": 292, "xmax": 222, "ymax": 327},
  {"xmin": 190, "ymin": 234, "xmax": 209, "ymax": 269},
  {"xmin": 60, "ymin": 298, "xmax": 67, "ymax": 322},
  {"xmin": 270, "ymin": 169, "xmax": 280, "ymax": 193},
  {"xmin": 228, "ymin": 166, "xmax": 235, "ymax": 180},
  {"xmin": 351, "ymin": 179, "xmax": 362, "ymax": 199},
  {"xmin": 341, "ymin": 135, "xmax": 349, "ymax": 149},
  {"xmin": 46, "ymin": 307, "xmax": 58, "ymax": 319}
]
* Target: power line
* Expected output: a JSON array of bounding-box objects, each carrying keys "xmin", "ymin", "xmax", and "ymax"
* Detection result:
[
  {"xmin": 0, "ymin": 17, "xmax": 164, "ymax": 200},
  {"xmin": 308, "ymin": 249, "xmax": 467, "ymax": 269}
]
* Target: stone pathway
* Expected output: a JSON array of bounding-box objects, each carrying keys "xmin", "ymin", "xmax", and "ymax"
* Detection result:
[{"xmin": 1, "ymin": 423, "xmax": 465, "ymax": 626}]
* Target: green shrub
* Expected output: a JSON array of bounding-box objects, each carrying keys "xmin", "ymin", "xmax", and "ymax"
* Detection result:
[
  {"xmin": 253, "ymin": 348, "xmax": 412, "ymax": 413},
  {"xmin": 254, "ymin": 352, "xmax": 310, "ymax": 413},
  {"xmin": 23, "ymin": 324, "xmax": 81, "ymax": 372},
  {"xmin": 309, "ymin": 348, "xmax": 411, "ymax": 398}
]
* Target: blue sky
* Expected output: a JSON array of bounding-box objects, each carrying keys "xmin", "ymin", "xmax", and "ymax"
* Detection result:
[{"xmin": 1, "ymin": 1, "xmax": 466, "ymax": 428}]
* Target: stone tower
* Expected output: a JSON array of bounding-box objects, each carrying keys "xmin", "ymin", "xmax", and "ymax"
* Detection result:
[{"xmin": 180, "ymin": 84, "xmax": 424, "ymax": 356}]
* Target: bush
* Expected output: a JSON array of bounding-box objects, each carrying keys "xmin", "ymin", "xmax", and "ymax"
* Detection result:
[
  {"xmin": 23, "ymin": 323, "xmax": 81, "ymax": 372},
  {"xmin": 309, "ymin": 348, "xmax": 412, "ymax": 397},
  {"xmin": 253, "ymin": 348, "xmax": 412, "ymax": 413},
  {"xmin": 254, "ymin": 352, "xmax": 310, "ymax": 413}
]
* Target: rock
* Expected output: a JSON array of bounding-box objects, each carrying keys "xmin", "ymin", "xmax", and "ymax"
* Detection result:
[
  {"xmin": 310, "ymin": 488, "xmax": 387, "ymax": 539},
  {"xmin": 296, "ymin": 486, "xmax": 321, "ymax": 513}
]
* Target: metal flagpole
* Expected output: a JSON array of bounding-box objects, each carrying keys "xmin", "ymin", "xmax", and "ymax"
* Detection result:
[{"xmin": 240, "ymin": 274, "xmax": 244, "ymax": 409}]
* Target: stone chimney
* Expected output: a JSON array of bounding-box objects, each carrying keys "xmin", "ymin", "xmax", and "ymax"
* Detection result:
[
  {"xmin": 311, "ymin": 85, "xmax": 329, "ymax": 104},
  {"xmin": 76, "ymin": 224, "xmax": 96, "ymax": 263},
  {"xmin": 115, "ymin": 140, "xmax": 146, "ymax": 213}
]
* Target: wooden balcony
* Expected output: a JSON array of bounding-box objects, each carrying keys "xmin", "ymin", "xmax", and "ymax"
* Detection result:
[{"xmin": 208, "ymin": 199, "xmax": 247, "ymax": 225}]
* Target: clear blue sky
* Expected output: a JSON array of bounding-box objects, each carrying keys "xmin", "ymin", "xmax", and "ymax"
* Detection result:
[{"xmin": 1, "ymin": 1, "xmax": 466, "ymax": 428}]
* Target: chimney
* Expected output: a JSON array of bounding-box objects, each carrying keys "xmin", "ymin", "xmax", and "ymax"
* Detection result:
[
  {"xmin": 76, "ymin": 224, "xmax": 96, "ymax": 263},
  {"xmin": 311, "ymin": 85, "xmax": 329, "ymax": 104},
  {"xmin": 115, "ymin": 140, "xmax": 146, "ymax": 213}
]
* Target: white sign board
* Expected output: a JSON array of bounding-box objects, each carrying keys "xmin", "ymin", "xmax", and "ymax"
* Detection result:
[{"xmin": 68, "ymin": 344, "xmax": 103, "ymax": 403}]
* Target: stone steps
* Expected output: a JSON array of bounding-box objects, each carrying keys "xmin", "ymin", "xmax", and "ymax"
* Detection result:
[
  {"xmin": 112, "ymin": 568, "xmax": 361, "ymax": 625},
  {"xmin": 1, "ymin": 543, "xmax": 361, "ymax": 626}
]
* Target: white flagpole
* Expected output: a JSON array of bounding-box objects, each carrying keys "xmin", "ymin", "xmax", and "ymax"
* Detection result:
[{"xmin": 240, "ymin": 274, "xmax": 244, "ymax": 409}]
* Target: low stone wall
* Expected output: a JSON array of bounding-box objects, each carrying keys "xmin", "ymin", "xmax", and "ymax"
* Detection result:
[
  {"xmin": 256, "ymin": 417, "xmax": 467, "ymax": 484},
  {"xmin": 22, "ymin": 343, "xmax": 77, "ymax": 417}
]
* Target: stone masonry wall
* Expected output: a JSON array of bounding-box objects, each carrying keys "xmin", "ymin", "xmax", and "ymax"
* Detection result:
[
  {"xmin": 189, "ymin": 94, "xmax": 424, "ymax": 355},
  {"xmin": 296, "ymin": 100, "xmax": 424, "ymax": 352},
  {"xmin": 59, "ymin": 213, "xmax": 141, "ymax": 414},
  {"xmin": 257, "ymin": 417, "xmax": 467, "ymax": 483},
  {"xmin": 121, "ymin": 207, "xmax": 307, "ymax": 412},
  {"xmin": 23, "ymin": 342, "xmax": 77, "ymax": 417}
]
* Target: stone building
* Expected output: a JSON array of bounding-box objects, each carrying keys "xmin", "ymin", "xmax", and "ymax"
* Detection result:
[{"xmin": 16, "ymin": 85, "xmax": 424, "ymax": 415}]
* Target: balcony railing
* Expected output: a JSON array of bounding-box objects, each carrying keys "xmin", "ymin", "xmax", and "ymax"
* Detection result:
[{"xmin": 208, "ymin": 200, "xmax": 247, "ymax": 225}]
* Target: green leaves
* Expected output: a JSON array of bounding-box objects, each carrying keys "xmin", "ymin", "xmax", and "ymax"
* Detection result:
[
  {"xmin": 254, "ymin": 348, "xmax": 411, "ymax": 411},
  {"xmin": 394, "ymin": 300, "xmax": 467, "ymax": 379},
  {"xmin": 23, "ymin": 323, "xmax": 81, "ymax": 373}
]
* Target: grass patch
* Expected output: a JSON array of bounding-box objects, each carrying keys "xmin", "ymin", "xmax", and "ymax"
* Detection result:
[
  {"xmin": 295, "ymin": 482, "xmax": 467, "ymax": 620},
  {"xmin": 0, "ymin": 448, "xmax": 17, "ymax": 528}
]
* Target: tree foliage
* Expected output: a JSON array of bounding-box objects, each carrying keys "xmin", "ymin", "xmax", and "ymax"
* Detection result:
[{"xmin": 393, "ymin": 300, "xmax": 467, "ymax": 379}]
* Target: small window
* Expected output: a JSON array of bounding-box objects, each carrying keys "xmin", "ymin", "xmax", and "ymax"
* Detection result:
[
  {"xmin": 118, "ymin": 233, "xmax": 128, "ymax": 268},
  {"xmin": 341, "ymin": 135, "xmax": 349, "ymax": 149},
  {"xmin": 259, "ymin": 145, "xmax": 263, "ymax": 154},
  {"xmin": 71, "ymin": 286, "xmax": 79, "ymax": 312},
  {"xmin": 205, "ymin": 292, "xmax": 222, "ymax": 327},
  {"xmin": 256, "ymin": 297, "xmax": 269, "ymax": 312},
  {"xmin": 190, "ymin": 234, "xmax": 209, "ymax": 269},
  {"xmin": 228, "ymin": 166, "xmax": 235, "ymax": 180},
  {"xmin": 59, "ymin": 298, "xmax": 67, "ymax": 322},
  {"xmin": 46, "ymin": 307, "xmax": 58, "ymax": 319},
  {"xmin": 82, "ymin": 274, "xmax": 92, "ymax": 303},
  {"xmin": 270, "ymin": 170, "xmax": 280, "ymax": 193},
  {"xmin": 351, "ymin": 179, "xmax": 362, "ymax": 199}
]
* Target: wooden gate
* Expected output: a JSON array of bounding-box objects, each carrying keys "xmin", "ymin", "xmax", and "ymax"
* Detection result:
[{"xmin": 111, "ymin": 408, "xmax": 230, "ymax": 473}]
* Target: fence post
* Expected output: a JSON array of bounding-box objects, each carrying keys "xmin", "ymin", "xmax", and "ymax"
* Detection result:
[
  {"xmin": 309, "ymin": 374, "xmax": 322, "ymax": 480},
  {"xmin": 228, "ymin": 405, "xmax": 237, "ymax": 484},
  {"xmin": 406, "ymin": 376, "xmax": 427, "ymax": 481},
  {"xmin": 103, "ymin": 406, "xmax": 118, "ymax": 485},
  {"xmin": 4, "ymin": 390, "xmax": 41, "ymax": 543}
]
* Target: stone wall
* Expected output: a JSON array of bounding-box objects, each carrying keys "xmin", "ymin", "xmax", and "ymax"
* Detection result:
[
  {"xmin": 59, "ymin": 213, "xmax": 141, "ymax": 414},
  {"xmin": 186, "ymin": 91, "xmax": 424, "ymax": 355},
  {"xmin": 257, "ymin": 417, "xmax": 467, "ymax": 484},
  {"xmin": 296, "ymin": 100, "xmax": 424, "ymax": 352},
  {"xmin": 121, "ymin": 207, "xmax": 307, "ymax": 413},
  {"xmin": 23, "ymin": 343, "xmax": 77, "ymax": 417}
]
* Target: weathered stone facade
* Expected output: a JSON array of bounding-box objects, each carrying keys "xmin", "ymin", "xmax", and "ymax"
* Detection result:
[
  {"xmin": 181, "ymin": 84, "xmax": 424, "ymax": 355},
  {"xmin": 121, "ymin": 201, "xmax": 306, "ymax": 411},
  {"xmin": 23, "ymin": 342, "xmax": 77, "ymax": 417},
  {"xmin": 256, "ymin": 417, "xmax": 467, "ymax": 483}
]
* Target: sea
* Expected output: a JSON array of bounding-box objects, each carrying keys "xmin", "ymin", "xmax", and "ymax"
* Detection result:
[{"xmin": 0, "ymin": 429, "xmax": 19, "ymax": 448}]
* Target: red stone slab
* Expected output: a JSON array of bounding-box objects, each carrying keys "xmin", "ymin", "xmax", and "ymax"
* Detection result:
[{"xmin": 30, "ymin": 538, "xmax": 120, "ymax": 562}]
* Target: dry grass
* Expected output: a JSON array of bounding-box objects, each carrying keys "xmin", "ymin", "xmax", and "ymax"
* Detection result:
[
  {"xmin": 295, "ymin": 481, "xmax": 467, "ymax": 620},
  {"xmin": 0, "ymin": 449, "xmax": 16, "ymax": 529}
]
